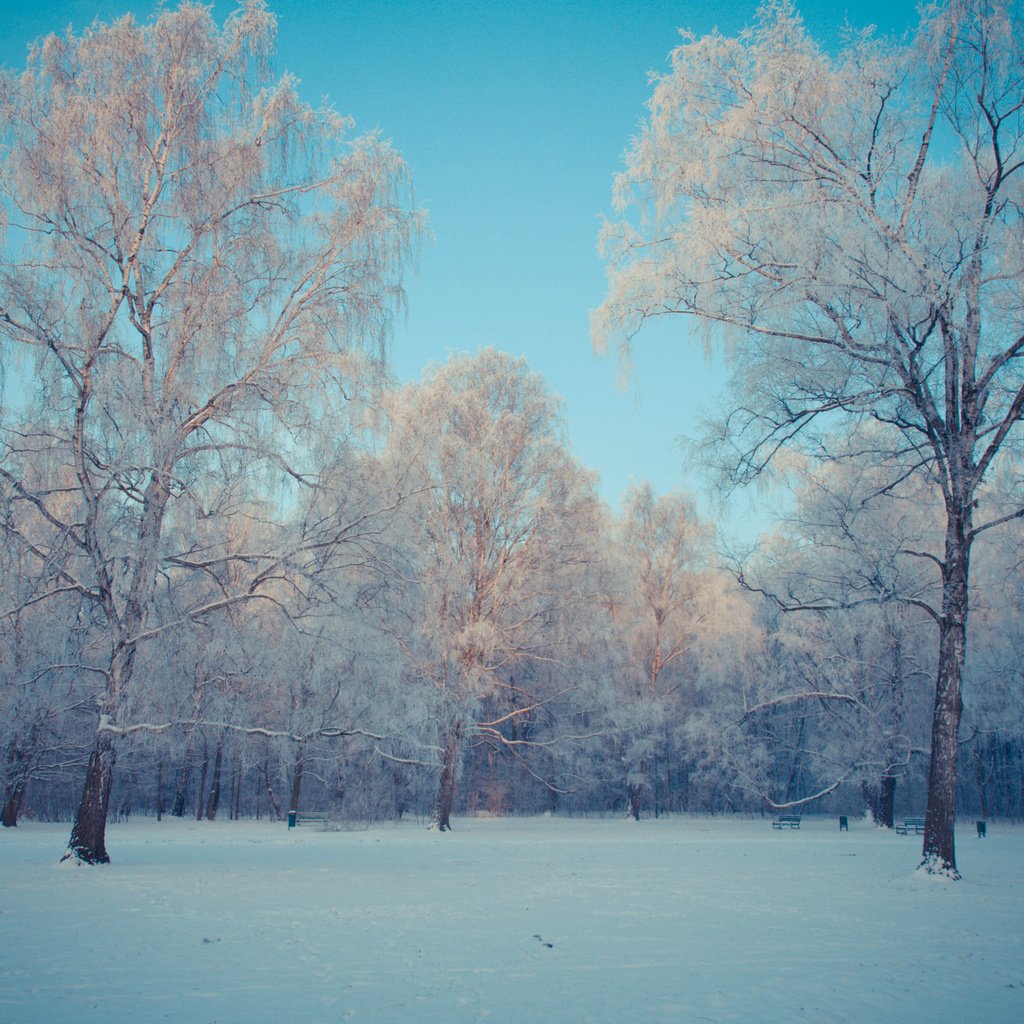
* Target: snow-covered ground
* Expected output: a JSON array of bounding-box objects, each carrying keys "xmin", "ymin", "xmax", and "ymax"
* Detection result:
[{"xmin": 1, "ymin": 814, "xmax": 1021, "ymax": 1023}]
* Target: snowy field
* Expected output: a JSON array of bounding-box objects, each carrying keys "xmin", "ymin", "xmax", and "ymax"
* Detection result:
[{"xmin": 1, "ymin": 815, "xmax": 1021, "ymax": 1024}]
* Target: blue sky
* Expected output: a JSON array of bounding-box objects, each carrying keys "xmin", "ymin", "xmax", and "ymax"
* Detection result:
[{"xmin": 1, "ymin": 0, "xmax": 923, "ymax": 536}]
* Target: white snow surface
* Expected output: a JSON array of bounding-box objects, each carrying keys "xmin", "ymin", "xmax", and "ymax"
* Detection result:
[{"xmin": 2, "ymin": 815, "xmax": 1021, "ymax": 1023}]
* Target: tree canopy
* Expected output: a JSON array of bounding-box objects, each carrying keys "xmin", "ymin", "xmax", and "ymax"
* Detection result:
[{"xmin": 595, "ymin": 0, "xmax": 1024, "ymax": 877}]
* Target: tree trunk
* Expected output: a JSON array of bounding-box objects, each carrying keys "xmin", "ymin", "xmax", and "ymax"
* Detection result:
[
  {"xmin": 195, "ymin": 743, "xmax": 209, "ymax": 822},
  {"xmin": 205, "ymin": 744, "xmax": 223, "ymax": 820},
  {"xmin": 2, "ymin": 778, "xmax": 25, "ymax": 827},
  {"xmin": 878, "ymin": 774, "xmax": 896, "ymax": 829},
  {"xmin": 231, "ymin": 754, "xmax": 243, "ymax": 821},
  {"xmin": 429, "ymin": 721, "xmax": 462, "ymax": 832},
  {"xmin": 627, "ymin": 782, "xmax": 644, "ymax": 822},
  {"xmin": 171, "ymin": 759, "xmax": 192, "ymax": 817},
  {"xmin": 262, "ymin": 762, "xmax": 282, "ymax": 820},
  {"xmin": 289, "ymin": 748, "xmax": 305, "ymax": 813},
  {"xmin": 155, "ymin": 759, "xmax": 164, "ymax": 822},
  {"xmin": 62, "ymin": 731, "xmax": 115, "ymax": 864},
  {"xmin": 391, "ymin": 769, "xmax": 404, "ymax": 820},
  {"xmin": 3, "ymin": 737, "xmax": 33, "ymax": 827},
  {"xmin": 864, "ymin": 775, "xmax": 896, "ymax": 828},
  {"xmin": 920, "ymin": 527, "xmax": 970, "ymax": 879}
]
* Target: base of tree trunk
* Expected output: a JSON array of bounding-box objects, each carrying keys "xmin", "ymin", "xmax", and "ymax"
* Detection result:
[
  {"xmin": 429, "ymin": 722, "xmax": 462, "ymax": 832},
  {"xmin": 2, "ymin": 782, "xmax": 24, "ymax": 827},
  {"xmin": 915, "ymin": 853, "xmax": 962, "ymax": 881},
  {"xmin": 62, "ymin": 735, "xmax": 114, "ymax": 865}
]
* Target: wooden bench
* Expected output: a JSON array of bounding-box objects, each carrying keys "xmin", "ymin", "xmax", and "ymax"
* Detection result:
[
  {"xmin": 895, "ymin": 816, "xmax": 926, "ymax": 835},
  {"xmin": 772, "ymin": 814, "xmax": 802, "ymax": 829},
  {"xmin": 287, "ymin": 810, "xmax": 328, "ymax": 829}
]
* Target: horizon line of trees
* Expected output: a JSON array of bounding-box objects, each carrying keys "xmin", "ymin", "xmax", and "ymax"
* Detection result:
[{"xmin": 4, "ymin": 343, "xmax": 1023, "ymax": 838}]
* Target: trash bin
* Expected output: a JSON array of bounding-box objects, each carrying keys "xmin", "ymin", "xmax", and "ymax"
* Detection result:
[
  {"xmin": 839, "ymin": 815, "xmax": 848, "ymax": 831},
  {"xmin": 288, "ymin": 810, "xmax": 297, "ymax": 829}
]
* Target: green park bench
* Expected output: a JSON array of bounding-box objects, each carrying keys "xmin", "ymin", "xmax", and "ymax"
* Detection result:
[
  {"xmin": 895, "ymin": 816, "xmax": 926, "ymax": 835},
  {"xmin": 287, "ymin": 810, "xmax": 328, "ymax": 829},
  {"xmin": 772, "ymin": 814, "xmax": 802, "ymax": 829}
]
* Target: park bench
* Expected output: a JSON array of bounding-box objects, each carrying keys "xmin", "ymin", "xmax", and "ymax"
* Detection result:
[
  {"xmin": 772, "ymin": 814, "xmax": 802, "ymax": 829},
  {"xmin": 895, "ymin": 816, "xmax": 926, "ymax": 835},
  {"xmin": 287, "ymin": 810, "xmax": 328, "ymax": 829}
]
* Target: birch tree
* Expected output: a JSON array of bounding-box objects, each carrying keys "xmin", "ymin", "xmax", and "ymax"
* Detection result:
[
  {"xmin": 595, "ymin": 0, "xmax": 1024, "ymax": 878},
  {"xmin": 0, "ymin": 2, "xmax": 420, "ymax": 862},
  {"xmin": 385, "ymin": 350, "xmax": 603, "ymax": 830},
  {"xmin": 615, "ymin": 484, "xmax": 711, "ymax": 819}
]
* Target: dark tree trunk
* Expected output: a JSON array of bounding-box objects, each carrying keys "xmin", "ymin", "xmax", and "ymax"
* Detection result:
[
  {"xmin": 289, "ymin": 749, "xmax": 305, "ymax": 813},
  {"xmin": 205, "ymin": 744, "xmax": 223, "ymax": 820},
  {"xmin": 876, "ymin": 774, "xmax": 892, "ymax": 831},
  {"xmin": 195, "ymin": 744, "xmax": 209, "ymax": 822},
  {"xmin": 2, "ymin": 779, "xmax": 25, "ymax": 827},
  {"xmin": 429, "ymin": 721, "xmax": 463, "ymax": 831},
  {"xmin": 171, "ymin": 733, "xmax": 195, "ymax": 817},
  {"xmin": 878, "ymin": 774, "xmax": 896, "ymax": 829},
  {"xmin": 627, "ymin": 782, "xmax": 644, "ymax": 821},
  {"xmin": 63, "ymin": 731, "xmax": 115, "ymax": 864},
  {"xmin": 231, "ymin": 754, "xmax": 242, "ymax": 821},
  {"xmin": 262, "ymin": 762, "xmax": 282, "ymax": 820},
  {"xmin": 920, "ymin": 525, "xmax": 970, "ymax": 879},
  {"xmin": 391, "ymin": 769, "xmax": 405, "ymax": 820},
  {"xmin": 155, "ymin": 759, "xmax": 164, "ymax": 821},
  {"xmin": 171, "ymin": 761, "xmax": 192, "ymax": 817},
  {"xmin": 864, "ymin": 775, "xmax": 896, "ymax": 828}
]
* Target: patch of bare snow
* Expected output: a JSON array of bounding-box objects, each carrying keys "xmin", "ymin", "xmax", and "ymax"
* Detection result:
[{"xmin": 0, "ymin": 815, "xmax": 1021, "ymax": 1023}]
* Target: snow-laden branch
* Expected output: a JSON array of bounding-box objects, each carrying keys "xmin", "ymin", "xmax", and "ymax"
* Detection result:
[
  {"xmin": 740, "ymin": 691, "xmax": 866, "ymax": 722},
  {"xmin": 759, "ymin": 770, "xmax": 857, "ymax": 811},
  {"xmin": 372, "ymin": 747, "xmax": 442, "ymax": 769},
  {"xmin": 95, "ymin": 716, "xmax": 388, "ymax": 745}
]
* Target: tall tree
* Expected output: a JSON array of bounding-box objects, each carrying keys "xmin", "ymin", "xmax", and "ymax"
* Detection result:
[
  {"xmin": 0, "ymin": 1, "xmax": 420, "ymax": 862},
  {"xmin": 385, "ymin": 350, "xmax": 603, "ymax": 830},
  {"xmin": 615, "ymin": 484, "xmax": 711, "ymax": 819},
  {"xmin": 595, "ymin": 0, "xmax": 1024, "ymax": 878}
]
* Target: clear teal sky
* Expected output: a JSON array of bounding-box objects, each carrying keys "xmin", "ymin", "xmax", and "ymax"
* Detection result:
[{"xmin": 1, "ymin": 0, "xmax": 923, "ymax": 536}]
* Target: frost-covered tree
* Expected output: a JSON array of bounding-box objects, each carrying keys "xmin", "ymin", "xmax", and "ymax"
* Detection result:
[
  {"xmin": 595, "ymin": 0, "xmax": 1024, "ymax": 877},
  {"xmin": 614, "ymin": 484, "xmax": 712, "ymax": 819},
  {"xmin": 725, "ymin": 450, "xmax": 941, "ymax": 821},
  {"xmin": 385, "ymin": 350, "xmax": 604, "ymax": 830},
  {"xmin": 0, "ymin": 2, "xmax": 420, "ymax": 862}
]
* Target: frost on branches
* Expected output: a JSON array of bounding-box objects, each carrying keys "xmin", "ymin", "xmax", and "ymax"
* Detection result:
[
  {"xmin": 0, "ymin": 1, "xmax": 421, "ymax": 864},
  {"xmin": 595, "ymin": 0, "xmax": 1024, "ymax": 877}
]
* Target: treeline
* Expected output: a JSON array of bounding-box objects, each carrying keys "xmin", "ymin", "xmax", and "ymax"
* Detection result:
[{"xmin": 4, "ymin": 346, "xmax": 1023, "ymax": 835}]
